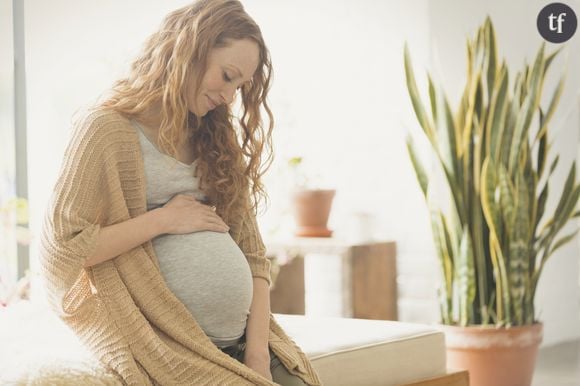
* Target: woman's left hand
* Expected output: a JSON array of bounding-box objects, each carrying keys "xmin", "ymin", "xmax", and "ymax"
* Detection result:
[{"xmin": 244, "ymin": 348, "xmax": 273, "ymax": 381}]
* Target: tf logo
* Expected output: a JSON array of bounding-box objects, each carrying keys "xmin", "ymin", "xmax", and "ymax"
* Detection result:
[{"xmin": 537, "ymin": 2, "xmax": 577, "ymax": 43}]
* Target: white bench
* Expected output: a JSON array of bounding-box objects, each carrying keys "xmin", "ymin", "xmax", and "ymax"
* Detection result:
[{"xmin": 0, "ymin": 300, "xmax": 467, "ymax": 385}]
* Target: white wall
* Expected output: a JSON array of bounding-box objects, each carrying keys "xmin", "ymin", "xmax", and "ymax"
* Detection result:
[
  {"xmin": 241, "ymin": 0, "xmax": 437, "ymax": 323},
  {"xmin": 23, "ymin": 0, "xmax": 579, "ymax": 346}
]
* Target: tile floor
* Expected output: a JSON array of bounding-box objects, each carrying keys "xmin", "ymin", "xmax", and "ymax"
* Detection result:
[{"xmin": 532, "ymin": 339, "xmax": 580, "ymax": 386}]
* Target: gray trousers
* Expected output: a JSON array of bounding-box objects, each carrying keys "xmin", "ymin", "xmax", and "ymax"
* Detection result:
[{"xmin": 219, "ymin": 334, "xmax": 308, "ymax": 386}]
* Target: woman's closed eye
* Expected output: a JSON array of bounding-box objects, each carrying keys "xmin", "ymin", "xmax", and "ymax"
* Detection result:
[{"xmin": 223, "ymin": 72, "xmax": 242, "ymax": 90}]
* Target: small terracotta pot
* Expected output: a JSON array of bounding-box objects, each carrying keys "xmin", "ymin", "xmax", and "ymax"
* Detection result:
[
  {"xmin": 439, "ymin": 323, "xmax": 543, "ymax": 386},
  {"xmin": 291, "ymin": 189, "xmax": 336, "ymax": 237}
]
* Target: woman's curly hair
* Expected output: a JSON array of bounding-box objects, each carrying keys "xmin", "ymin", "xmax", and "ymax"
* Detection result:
[{"xmin": 95, "ymin": 0, "xmax": 274, "ymax": 227}]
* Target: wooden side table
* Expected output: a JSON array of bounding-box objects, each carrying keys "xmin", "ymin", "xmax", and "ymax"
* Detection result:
[{"xmin": 265, "ymin": 237, "xmax": 398, "ymax": 321}]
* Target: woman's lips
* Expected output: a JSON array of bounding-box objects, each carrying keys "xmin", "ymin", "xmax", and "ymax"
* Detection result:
[{"xmin": 206, "ymin": 95, "xmax": 218, "ymax": 109}]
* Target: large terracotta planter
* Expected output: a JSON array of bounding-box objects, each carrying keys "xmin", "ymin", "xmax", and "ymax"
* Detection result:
[
  {"xmin": 291, "ymin": 189, "xmax": 336, "ymax": 237},
  {"xmin": 439, "ymin": 323, "xmax": 543, "ymax": 386}
]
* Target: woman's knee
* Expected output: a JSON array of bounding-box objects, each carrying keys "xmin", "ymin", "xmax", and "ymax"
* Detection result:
[{"xmin": 270, "ymin": 351, "xmax": 308, "ymax": 386}]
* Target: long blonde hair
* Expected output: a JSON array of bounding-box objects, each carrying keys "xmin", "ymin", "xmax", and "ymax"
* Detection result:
[{"xmin": 96, "ymin": 0, "xmax": 274, "ymax": 226}]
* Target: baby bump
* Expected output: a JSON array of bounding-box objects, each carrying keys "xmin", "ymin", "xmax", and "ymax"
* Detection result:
[{"xmin": 152, "ymin": 230, "xmax": 253, "ymax": 324}]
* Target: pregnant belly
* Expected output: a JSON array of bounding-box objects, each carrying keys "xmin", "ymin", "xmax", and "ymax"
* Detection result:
[{"xmin": 152, "ymin": 230, "xmax": 254, "ymax": 338}]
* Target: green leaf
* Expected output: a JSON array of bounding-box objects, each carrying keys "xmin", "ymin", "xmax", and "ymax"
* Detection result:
[
  {"xmin": 534, "ymin": 75, "xmax": 565, "ymax": 145},
  {"xmin": 536, "ymin": 114, "xmax": 548, "ymax": 179},
  {"xmin": 487, "ymin": 64, "xmax": 509, "ymax": 162},
  {"xmin": 456, "ymin": 228, "xmax": 476, "ymax": 326},
  {"xmin": 509, "ymin": 169, "xmax": 531, "ymax": 325},
  {"xmin": 430, "ymin": 206, "xmax": 453, "ymax": 324},
  {"xmin": 437, "ymin": 88, "xmax": 460, "ymax": 177},
  {"xmin": 553, "ymin": 164, "xmax": 576, "ymax": 222},
  {"xmin": 498, "ymin": 164, "xmax": 517, "ymax": 230},
  {"xmin": 404, "ymin": 43, "xmax": 435, "ymax": 140},
  {"xmin": 508, "ymin": 44, "xmax": 546, "ymax": 175},
  {"xmin": 543, "ymin": 46, "xmax": 563, "ymax": 77},
  {"xmin": 549, "ymin": 228, "xmax": 580, "ymax": 257},
  {"xmin": 481, "ymin": 157, "xmax": 502, "ymax": 238},
  {"xmin": 406, "ymin": 136, "xmax": 430, "ymax": 198},
  {"xmin": 485, "ymin": 17, "xmax": 498, "ymax": 103},
  {"xmin": 428, "ymin": 73, "xmax": 438, "ymax": 124}
]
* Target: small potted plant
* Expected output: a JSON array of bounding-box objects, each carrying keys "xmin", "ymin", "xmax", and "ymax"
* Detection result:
[
  {"xmin": 288, "ymin": 156, "xmax": 336, "ymax": 237},
  {"xmin": 405, "ymin": 16, "xmax": 579, "ymax": 386}
]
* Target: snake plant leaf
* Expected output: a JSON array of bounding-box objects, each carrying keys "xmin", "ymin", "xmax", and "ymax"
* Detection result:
[
  {"xmin": 508, "ymin": 44, "xmax": 545, "ymax": 175},
  {"xmin": 484, "ymin": 16, "xmax": 498, "ymax": 103},
  {"xmin": 472, "ymin": 114, "xmax": 484, "ymax": 195},
  {"xmin": 525, "ymin": 152, "xmax": 538, "ymax": 242},
  {"xmin": 404, "ymin": 43, "xmax": 435, "ymax": 141},
  {"xmin": 456, "ymin": 228, "xmax": 476, "ymax": 326},
  {"xmin": 549, "ymin": 228, "xmax": 580, "ymax": 257},
  {"xmin": 490, "ymin": 233, "xmax": 511, "ymax": 325},
  {"xmin": 406, "ymin": 135, "xmax": 429, "ymax": 198},
  {"xmin": 428, "ymin": 72, "xmax": 438, "ymax": 124},
  {"xmin": 457, "ymin": 90, "xmax": 468, "ymax": 139},
  {"xmin": 549, "ymin": 155, "xmax": 560, "ymax": 175},
  {"xmin": 509, "ymin": 169, "xmax": 531, "ymax": 325},
  {"xmin": 430, "ymin": 205, "xmax": 453, "ymax": 324},
  {"xmin": 461, "ymin": 68, "xmax": 480, "ymax": 151},
  {"xmin": 534, "ymin": 75, "xmax": 565, "ymax": 145},
  {"xmin": 533, "ymin": 185, "xmax": 580, "ymax": 298},
  {"xmin": 537, "ymin": 178, "xmax": 580, "ymax": 263},
  {"xmin": 535, "ymin": 179, "xmax": 549, "ymax": 234},
  {"xmin": 498, "ymin": 163, "xmax": 517, "ymax": 230},
  {"xmin": 535, "ymin": 156, "xmax": 560, "ymax": 237},
  {"xmin": 487, "ymin": 64, "xmax": 509, "ymax": 162},
  {"xmin": 474, "ymin": 75, "xmax": 485, "ymax": 122},
  {"xmin": 500, "ymin": 76, "xmax": 520, "ymax": 167},
  {"xmin": 437, "ymin": 87, "xmax": 460, "ymax": 178},
  {"xmin": 441, "ymin": 213, "xmax": 458, "ymax": 265},
  {"xmin": 537, "ymin": 111, "xmax": 548, "ymax": 179},
  {"xmin": 543, "ymin": 45, "xmax": 563, "ymax": 77},
  {"xmin": 466, "ymin": 41, "xmax": 474, "ymax": 85},
  {"xmin": 555, "ymin": 183, "xmax": 580, "ymax": 232},
  {"xmin": 553, "ymin": 164, "xmax": 576, "ymax": 223},
  {"xmin": 481, "ymin": 157, "xmax": 502, "ymax": 240}
]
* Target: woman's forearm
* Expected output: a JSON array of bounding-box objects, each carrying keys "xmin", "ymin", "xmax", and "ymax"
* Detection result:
[
  {"xmin": 83, "ymin": 208, "xmax": 166, "ymax": 268},
  {"xmin": 245, "ymin": 277, "xmax": 271, "ymax": 356}
]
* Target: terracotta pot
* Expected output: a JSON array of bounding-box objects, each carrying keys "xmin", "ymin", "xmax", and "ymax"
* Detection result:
[
  {"xmin": 291, "ymin": 189, "xmax": 336, "ymax": 237},
  {"xmin": 439, "ymin": 323, "xmax": 543, "ymax": 386}
]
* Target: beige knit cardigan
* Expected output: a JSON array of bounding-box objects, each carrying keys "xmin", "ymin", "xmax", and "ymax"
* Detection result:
[{"xmin": 38, "ymin": 108, "xmax": 323, "ymax": 386}]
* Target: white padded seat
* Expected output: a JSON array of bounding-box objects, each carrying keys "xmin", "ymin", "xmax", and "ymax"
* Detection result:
[
  {"xmin": 276, "ymin": 314, "xmax": 447, "ymax": 385},
  {"xmin": 0, "ymin": 301, "xmax": 446, "ymax": 385}
]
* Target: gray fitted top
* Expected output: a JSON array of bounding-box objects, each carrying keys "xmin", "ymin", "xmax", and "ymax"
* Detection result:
[{"xmin": 131, "ymin": 119, "xmax": 253, "ymax": 348}]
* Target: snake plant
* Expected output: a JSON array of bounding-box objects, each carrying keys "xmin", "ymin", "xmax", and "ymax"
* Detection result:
[{"xmin": 404, "ymin": 16, "xmax": 580, "ymax": 327}]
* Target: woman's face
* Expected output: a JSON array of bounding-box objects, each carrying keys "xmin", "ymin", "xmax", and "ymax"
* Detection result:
[{"xmin": 187, "ymin": 38, "xmax": 260, "ymax": 117}]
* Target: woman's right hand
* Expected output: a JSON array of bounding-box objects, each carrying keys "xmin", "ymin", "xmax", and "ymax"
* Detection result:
[{"xmin": 158, "ymin": 194, "xmax": 230, "ymax": 235}]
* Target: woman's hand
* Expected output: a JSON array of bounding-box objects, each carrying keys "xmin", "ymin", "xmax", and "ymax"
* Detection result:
[
  {"xmin": 158, "ymin": 194, "xmax": 230, "ymax": 235},
  {"xmin": 244, "ymin": 349, "xmax": 273, "ymax": 381}
]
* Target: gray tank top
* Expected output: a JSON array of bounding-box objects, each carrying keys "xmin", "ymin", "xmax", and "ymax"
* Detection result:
[{"xmin": 131, "ymin": 119, "xmax": 253, "ymax": 348}]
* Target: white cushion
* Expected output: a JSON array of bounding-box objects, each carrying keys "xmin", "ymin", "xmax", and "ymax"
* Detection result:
[
  {"xmin": 0, "ymin": 300, "xmax": 123, "ymax": 385},
  {"xmin": 0, "ymin": 301, "xmax": 446, "ymax": 385},
  {"xmin": 275, "ymin": 314, "xmax": 447, "ymax": 386}
]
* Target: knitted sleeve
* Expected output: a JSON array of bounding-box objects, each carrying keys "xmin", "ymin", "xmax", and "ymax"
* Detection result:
[
  {"xmin": 231, "ymin": 208, "xmax": 271, "ymax": 286},
  {"xmin": 39, "ymin": 111, "xmax": 110, "ymax": 316}
]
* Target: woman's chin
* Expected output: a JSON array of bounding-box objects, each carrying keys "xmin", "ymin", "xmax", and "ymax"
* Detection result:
[{"xmin": 188, "ymin": 108, "xmax": 206, "ymax": 118}]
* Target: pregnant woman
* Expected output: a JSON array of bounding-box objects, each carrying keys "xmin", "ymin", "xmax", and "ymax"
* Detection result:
[{"xmin": 38, "ymin": 1, "xmax": 321, "ymax": 385}]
